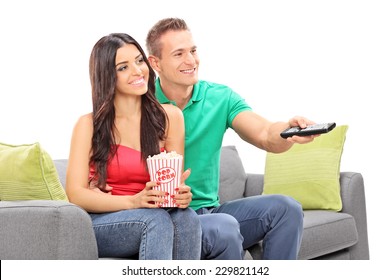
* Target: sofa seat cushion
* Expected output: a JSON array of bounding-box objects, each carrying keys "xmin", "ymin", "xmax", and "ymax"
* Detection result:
[{"xmin": 299, "ymin": 210, "xmax": 358, "ymax": 259}]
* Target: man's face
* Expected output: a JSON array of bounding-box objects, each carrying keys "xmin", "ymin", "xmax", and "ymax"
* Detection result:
[{"xmin": 152, "ymin": 30, "xmax": 199, "ymax": 87}]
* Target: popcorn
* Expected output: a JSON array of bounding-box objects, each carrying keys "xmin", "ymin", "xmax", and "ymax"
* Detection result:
[
  {"xmin": 147, "ymin": 151, "xmax": 183, "ymax": 207},
  {"xmin": 148, "ymin": 150, "xmax": 182, "ymax": 159}
]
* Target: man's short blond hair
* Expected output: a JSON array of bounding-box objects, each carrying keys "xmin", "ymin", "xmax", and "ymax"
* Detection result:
[{"xmin": 146, "ymin": 18, "xmax": 189, "ymax": 58}]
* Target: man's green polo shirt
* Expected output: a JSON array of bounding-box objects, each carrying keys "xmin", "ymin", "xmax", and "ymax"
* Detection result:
[{"xmin": 155, "ymin": 79, "xmax": 251, "ymax": 210}]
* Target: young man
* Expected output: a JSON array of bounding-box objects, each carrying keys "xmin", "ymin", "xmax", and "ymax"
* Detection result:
[{"xmin": 146, "ymin": 18, "xmax": 317, "ymax": 260}]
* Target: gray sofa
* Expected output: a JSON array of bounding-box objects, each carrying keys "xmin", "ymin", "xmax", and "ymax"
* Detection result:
[{"xmin": 0, "ymin": 145, "xmax": 369, "ymax": 260}]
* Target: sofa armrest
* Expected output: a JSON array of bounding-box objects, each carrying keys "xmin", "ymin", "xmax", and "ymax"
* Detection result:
[
  {"xmin": 244, "ymin": 173, "xmax": 264, "ymax": 197},
  {"xmin": 0, "ymin": 200, "xmax": 98, "ymax": 259},
  {"xmin": 339, "ymin": 172, "xmax": 370, "ymax": 259}
]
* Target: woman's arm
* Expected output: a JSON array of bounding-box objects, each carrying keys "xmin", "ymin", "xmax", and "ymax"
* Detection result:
[
  {"xmin": 65, "ymin": 114, "xmax": 165, "ymax": 213},
  {"xmin": 161, "ymin": 104, "xmax": 185, "ymax": 155},
  {"xmin": 161, "ymin": 104, "xmax": 192, "ymax": 208}
]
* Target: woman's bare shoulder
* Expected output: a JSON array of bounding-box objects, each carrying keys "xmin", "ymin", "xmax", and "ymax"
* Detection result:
[
  {"xmin": 161, "ymin": 104, "xmax": 183, "ymax": 119},
  {"xmin": 76, "ymin": 113, "xmax": 93, "ymax": 125},
  {"xmin": 72, "ymin": 113, "xmax": 93, "ymax": 135}
]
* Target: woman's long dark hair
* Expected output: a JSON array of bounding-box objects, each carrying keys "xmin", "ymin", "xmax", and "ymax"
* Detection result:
[{"xmin": 89, "ymin": 33, "xmax": 167, "ymax": 189}]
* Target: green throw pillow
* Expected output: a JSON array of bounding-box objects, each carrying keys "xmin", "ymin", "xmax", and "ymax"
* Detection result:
[
  {"xmin": 0, "ymin": 142, "xmax": 68, "ymax": 201},
  {"xmin": 263, "ymin": 125, "xmax": 348, "ymax": 211}
]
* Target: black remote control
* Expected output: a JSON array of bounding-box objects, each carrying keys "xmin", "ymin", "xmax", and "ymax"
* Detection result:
[{"xmin": 280, "ymin": 122, "xmax": 336, "ymax": 139}]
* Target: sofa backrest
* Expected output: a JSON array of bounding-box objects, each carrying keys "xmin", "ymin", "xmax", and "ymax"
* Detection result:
[
  {"xmin": 54, "ymin": 146, "xmax": 248, "ymax": 203},
  {"xmin": 54, "ymin": 159, "xmax": 67, "ymax": 188},
  {"xmin": 218, "ymin": 146, "xmax": 247, "ymax": 203}
]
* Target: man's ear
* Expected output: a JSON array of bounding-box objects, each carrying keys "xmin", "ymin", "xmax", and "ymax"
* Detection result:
[{"xmin": 148, "ymin": 55, "xmax": 160, "ymax": 72}]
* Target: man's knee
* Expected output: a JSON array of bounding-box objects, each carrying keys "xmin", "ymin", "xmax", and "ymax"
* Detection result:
[
  {"xmin": 272, "ymin": 195, "xmax": 304, "ymax": 226},
  {"xmin": 213, "ymin": 215, "xmax": 241, "ymax": 240},
  {"xmin": 199, "ymin": 214, "xmax": 244, "ymax": 259}
]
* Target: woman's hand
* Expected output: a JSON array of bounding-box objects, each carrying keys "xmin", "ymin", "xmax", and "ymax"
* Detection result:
[
  {"xmin": 88, "ymin": 181, "xmax": 167, "ymax": 209},
  {"xmin": 133, "ymin": 181, "xmax": 169, "ymax": 208},
  {"xmin": 172, "ymin": 169, "xmax": 192, "ymax": 208}
]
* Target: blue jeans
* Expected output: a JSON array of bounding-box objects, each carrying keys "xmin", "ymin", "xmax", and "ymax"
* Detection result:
[
  {"xmin": 196, "ymin": 194, "xmax": 304, "ymax": 260},
  {"xmin": 89, "ymin": 207, "xmax": 201, "ymax": 260}
]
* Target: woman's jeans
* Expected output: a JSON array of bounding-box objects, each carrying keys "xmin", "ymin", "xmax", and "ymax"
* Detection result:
[
  {"xmin": 196, "ymin": 194, "xmax": 304, "ymax": 260},
  {"xmin": 89, "ymin": 207, "xmax": 201, "ymax": 260}
]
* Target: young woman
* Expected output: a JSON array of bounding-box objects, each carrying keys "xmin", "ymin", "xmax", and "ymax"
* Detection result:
[{"xmin": 66, "ymin": 33, "xmax": 201, "ymax": 260}]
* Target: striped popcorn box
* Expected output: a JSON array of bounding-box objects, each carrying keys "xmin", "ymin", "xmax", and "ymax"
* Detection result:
[{"xmin": 146, "ymin": 151, "xmax": 183, "ymax": 207}]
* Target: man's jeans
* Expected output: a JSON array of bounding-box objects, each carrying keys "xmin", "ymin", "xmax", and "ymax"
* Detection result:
[
  {"xmin": 197, "ymin": 194, "xmax": 304, "ymax": 260},
  {"xmin": 90, "ymin": 207, "xmax": 201, "ymax": 259}
]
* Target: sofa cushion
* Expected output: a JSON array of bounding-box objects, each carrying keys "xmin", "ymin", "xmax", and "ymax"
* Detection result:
[
  {"xmin": 246, "ymin": 210, "xmax": 359, "ymax": 260},
  {"xmin": 0, "ymin": 142, "xmax": 67, "ymax": 201},
  {"xmin": 299, "ymin": 210, "xmax": 358, "ymax": 259},
  {"xmin": 219, "ymin": 146, "xmax": 247, "ymax": 203},
  {"xmin": 263, "ymin": 125, "xmax": 348, "ymax": 211}
]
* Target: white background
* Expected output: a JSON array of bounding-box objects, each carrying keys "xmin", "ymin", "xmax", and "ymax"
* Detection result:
[{"xmin": 1, "ymin": 0, "xmax": 389, "ymax": 270}]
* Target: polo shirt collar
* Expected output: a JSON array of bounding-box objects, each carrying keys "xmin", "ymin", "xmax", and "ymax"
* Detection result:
[{"xmin": 190, "ymin": 82, "xmax": 204, "ymax": 102}]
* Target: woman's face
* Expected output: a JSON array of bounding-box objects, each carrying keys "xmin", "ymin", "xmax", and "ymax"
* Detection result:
[{"xmin": 114, "ymin": 43, "xmax": 149, "ymax": 97}]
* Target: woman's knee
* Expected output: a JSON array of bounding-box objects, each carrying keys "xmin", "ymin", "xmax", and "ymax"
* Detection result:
[
  {"xmin": 169, "ymin": 208, "xmax": 201, "ymax": 234},
  {"xmin": 147, "ymin": 209, "xmax": 175, "ymax": 232},
  {"xmin": 108, "ymin": 209, "xmax": 175, "ymax": 234}
]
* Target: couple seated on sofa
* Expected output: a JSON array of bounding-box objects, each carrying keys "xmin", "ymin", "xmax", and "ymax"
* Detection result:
[{"xmin": 66, "ymin": 18, "xmax": 319, "ymax": 260}]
